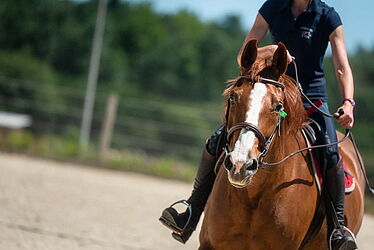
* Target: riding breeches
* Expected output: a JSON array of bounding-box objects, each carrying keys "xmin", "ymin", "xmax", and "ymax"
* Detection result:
[
  {"xmin": 206, "ymin": 124, "xmax": 226, "ymax": 157},
  {"xmin": 307, "ymin": 103, "xmax": 340, "ymax": 169}
]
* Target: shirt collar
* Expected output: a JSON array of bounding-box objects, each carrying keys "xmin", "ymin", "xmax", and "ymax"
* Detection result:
[
  {"xmin": 308, "ymin": 0, "xmax": 322, "ymax": 14},
  {"xmin": 280, "ymin": 0, "xmax": 292, "ymax": 12},
  {"xmin": 281, "ymin": 0, "xmax": 322, "ymax": 14}
]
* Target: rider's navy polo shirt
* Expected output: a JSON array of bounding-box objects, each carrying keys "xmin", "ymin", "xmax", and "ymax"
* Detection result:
[{"xmin": 259, "ymin": 0, "xmax": 342, "ymax": 101}]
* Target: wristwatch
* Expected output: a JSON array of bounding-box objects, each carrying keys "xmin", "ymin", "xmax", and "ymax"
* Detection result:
[{"xmin": 343, "ymin": 98, "xmax": 356, "ymax": 107}]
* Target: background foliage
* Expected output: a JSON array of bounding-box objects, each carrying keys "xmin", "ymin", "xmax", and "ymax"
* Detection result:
[{"xmin": 0, "ymin": 0, "xmax": 373, "ymax": 181}]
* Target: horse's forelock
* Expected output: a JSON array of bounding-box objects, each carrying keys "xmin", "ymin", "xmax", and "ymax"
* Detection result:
[
  {"xmin": 222, "ymin": 59, "xmax": 306, "ymax": 133},
  {"xmin": 223, "ymin": 60, "xmax": 267, "ymax": 96},
  {"xmin": 245, "ymin": 60, "xmax": 268, "ymax": 79}
]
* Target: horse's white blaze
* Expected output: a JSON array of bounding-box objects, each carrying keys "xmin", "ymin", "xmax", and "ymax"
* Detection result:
[{"xmin": 231, "ymin": 83, "xmax": 267, "ymax": 168}]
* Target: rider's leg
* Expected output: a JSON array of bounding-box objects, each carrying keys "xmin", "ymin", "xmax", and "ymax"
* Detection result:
[
  {"xmin": 309, "ymin": 103, "xmax": 357, "ymax": 250},
  {"xmin": 159, "ymin": 125, "xmax": 225, "ymax": 244},
  {"xmin": 325, "ymin": 159, "xmax": 357, "ymax": 250}
]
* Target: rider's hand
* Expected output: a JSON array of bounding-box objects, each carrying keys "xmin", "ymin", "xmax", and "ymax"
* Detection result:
[
  {"xmin": 286, "ymin": 50, "xmax": 295, "ymax": 64},
  {"xmin": 270, "ymin": 45, "xmax": 294, "ymax": 64},
  {"xmin": 334, "ymin": 102, "xmax": 354, "ymax": 129}
]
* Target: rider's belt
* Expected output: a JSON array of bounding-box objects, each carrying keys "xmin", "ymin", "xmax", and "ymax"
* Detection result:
[{"xmin": 306, "ymin": 99, "xmax": 324, "ymax": 116}]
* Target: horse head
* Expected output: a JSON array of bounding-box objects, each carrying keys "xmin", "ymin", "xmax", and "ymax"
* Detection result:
[{"xmin": 223, "ymin": 39, "xmax": 305, "ymax": 188}]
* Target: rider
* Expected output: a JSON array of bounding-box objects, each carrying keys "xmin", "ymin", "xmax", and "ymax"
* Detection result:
[{"xmin": 159, "ymin": 0, "xmax": 356, "ymax": 249}]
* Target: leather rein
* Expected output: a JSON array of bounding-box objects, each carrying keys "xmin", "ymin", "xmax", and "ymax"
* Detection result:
[{"xmin": 224, "ymin": 62, "xmax": 374, "ymax": 195}]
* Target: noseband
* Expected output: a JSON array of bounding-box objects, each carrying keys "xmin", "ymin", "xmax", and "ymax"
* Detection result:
[{"xmin": 224, "ymin": 75, "xmax": 285, "ymax": 165}]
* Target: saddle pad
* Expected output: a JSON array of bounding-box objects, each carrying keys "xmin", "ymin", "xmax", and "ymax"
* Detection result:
[
  {"xmin": 303, "ymin": 131, "xmax": 355, "ymax": 194},
  {"xmin": 312, "ymin": 151, "xmax": 355, "ymax": 194},
  {"xmin": 343, "ymin": 163, "xmax": 355, "ymax": 193}
]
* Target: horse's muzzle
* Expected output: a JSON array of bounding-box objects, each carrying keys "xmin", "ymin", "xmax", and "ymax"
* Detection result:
[{"xmin": 224, "ymin": 154, "xmax": 258, "ymax": 188}]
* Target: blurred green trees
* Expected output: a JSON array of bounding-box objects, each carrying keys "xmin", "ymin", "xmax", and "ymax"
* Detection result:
[
  {"xmin": 0, "ymin": 0, "xmax": 244, "ymax": 100},
  {"xmin": 0, "ymin": 0, "xmax": 373, "ymax": 174}
]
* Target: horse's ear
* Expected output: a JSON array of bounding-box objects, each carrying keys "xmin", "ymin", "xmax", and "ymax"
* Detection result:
[
  {"xmin": 239, "ymin": 39, "xmax": 258, "ymax": 72},
  {"xmin": 272, "ymin": 42, "xmax": 288, "ymax": 75}
]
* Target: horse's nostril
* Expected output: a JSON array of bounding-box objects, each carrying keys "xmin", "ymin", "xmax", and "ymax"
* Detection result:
[
  {"xmin": 246, "ymin": 159, "xmax": 258, "ymax": 171},
  {"xmin": 224, "ymin": 155, "xmax": 233, "ymax": 171}
]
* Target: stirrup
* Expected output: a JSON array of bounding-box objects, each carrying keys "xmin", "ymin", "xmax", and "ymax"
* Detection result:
[
  {"xmin": 159, "ymin": 200, "xmax": 193, "ymax": 235},
  {"xmin": 328, "ymin": 226, "xmax": 357, "ymax": 250}
]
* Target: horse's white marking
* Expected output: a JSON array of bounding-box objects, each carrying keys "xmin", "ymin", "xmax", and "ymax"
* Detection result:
[{"xmin": 230, "ymin": 83, "xmax": 267, "ymax": 170}]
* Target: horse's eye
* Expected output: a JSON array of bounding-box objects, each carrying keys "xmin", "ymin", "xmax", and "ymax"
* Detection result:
[
  {"xmin": 229, "ymin": 93, "xmax": 236, "ymax": 105},
  {"xmin": 274, "ymin": 102, "xmax": 283, "ymax": 112}
]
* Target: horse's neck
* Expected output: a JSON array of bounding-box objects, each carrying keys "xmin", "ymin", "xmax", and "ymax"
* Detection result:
[{"xmin": 271, "ymin": 129, "xmax": 306, "ymax": 164}]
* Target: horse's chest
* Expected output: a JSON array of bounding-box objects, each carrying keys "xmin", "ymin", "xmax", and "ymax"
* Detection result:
[{"xmin": 204, "ymin": 189, "xmax": 316, "ymax": 249}]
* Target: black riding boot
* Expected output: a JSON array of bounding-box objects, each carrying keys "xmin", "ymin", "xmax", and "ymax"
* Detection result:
[
  {"xmin": 325, "ymin": 159, "xmax": 357, "ymax": 250},
  {"xmin": 159, "ymin": 147, "xmax": 217, "ymax": 243}
]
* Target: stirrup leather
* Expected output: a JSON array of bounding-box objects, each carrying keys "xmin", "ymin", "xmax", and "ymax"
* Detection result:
[{"xmin": 159, "ymin": 200, "xmax": 192, "ymax": 235}]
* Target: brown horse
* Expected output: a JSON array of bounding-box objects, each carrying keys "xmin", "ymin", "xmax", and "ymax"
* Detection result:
[{"xmin": 199, "ymin": 40, "xmax": 365, "ymax": 250}]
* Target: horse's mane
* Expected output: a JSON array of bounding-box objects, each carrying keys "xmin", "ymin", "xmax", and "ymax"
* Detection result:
[
  {"xmin": 222, "ymin": 59, "xmax": 306, "ymax": 135},
  {"xmin": 281, "ymin": 74, "xmax": 306, "ymax": 134}
]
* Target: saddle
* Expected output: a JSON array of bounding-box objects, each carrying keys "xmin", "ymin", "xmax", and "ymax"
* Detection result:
[{"xmin": 301, "ymin": 119, "xmax": 355, "ymax": 194}]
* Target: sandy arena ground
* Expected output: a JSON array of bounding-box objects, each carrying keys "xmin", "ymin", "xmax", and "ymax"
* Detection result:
[{"xmin": 0, "ymin": 152, "xmax": 372, "ymax": 250}]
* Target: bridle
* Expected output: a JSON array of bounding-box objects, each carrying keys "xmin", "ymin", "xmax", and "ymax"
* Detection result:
[
  {"xmin": 223, "ymin": 65, "xmax": 352, "ymax": 168},
  {"xmin": 224, "ymin": 75, "xmax": 286, "ymax": 166}
]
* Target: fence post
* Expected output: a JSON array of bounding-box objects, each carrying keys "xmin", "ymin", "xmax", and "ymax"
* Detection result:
[
  {"xmin": 80, "ymin": 0, "xmax": 108, "ymax": 150},
  {"xmin": 99, "ymin": 93, "xmax": 119, "ymax": 161}
]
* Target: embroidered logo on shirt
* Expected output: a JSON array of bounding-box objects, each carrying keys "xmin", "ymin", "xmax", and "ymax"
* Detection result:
[{"xmin": 300, "ymin": 27, "xmax": 314, "ymax": 39}]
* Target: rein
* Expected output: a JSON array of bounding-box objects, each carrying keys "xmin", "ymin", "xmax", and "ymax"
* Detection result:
[
  {"xmin": 292, "ymin": 61, "xmax": 342, "ymax": 119},
  {"xmin": 224, "ymin": 61, "xmax": 374, "ymax": 195},
  {"xmin": 290, "ymin": 61, "xmax": 368, "ymax": 191},
  {"xmin": 224, "ymin": 65, "xmax": 351, "ymax": 168}
]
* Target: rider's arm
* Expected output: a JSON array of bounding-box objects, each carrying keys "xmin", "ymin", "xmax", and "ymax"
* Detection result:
[
  {"xmin": 237, "ymin": 13, "xmax": 294, "ymax": 65},
  {"xmin": 237, "ymin": 13, "xmax": 276, "ymax": 65},
  {"xmin": 330, "ymin": 25, "xmax": 355, "ymax": 129}
]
